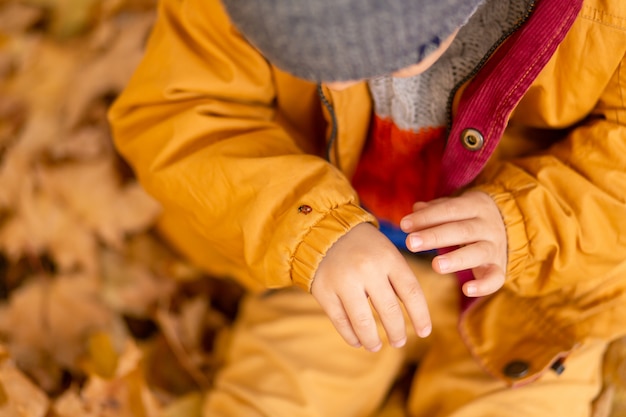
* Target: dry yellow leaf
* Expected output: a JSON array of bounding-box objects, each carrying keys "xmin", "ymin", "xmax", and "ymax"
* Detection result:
[
  {"xmin": 79, "ymin": 342, "xmax": 161, "ymax": 417},
  {"xmin": 84, "ymin": 332, "xmax": 120, "ymax": 379},
  {"xmin": 0, "ymin": 0, "xmax": 621, "ymax": 414}
]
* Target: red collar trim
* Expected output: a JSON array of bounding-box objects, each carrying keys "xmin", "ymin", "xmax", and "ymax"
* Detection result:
[{"xmin": 438, "ymin": 0, "xmax": 583, "ymax": 196}]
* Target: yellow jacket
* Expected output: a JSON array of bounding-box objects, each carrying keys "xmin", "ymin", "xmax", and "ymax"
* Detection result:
[{"xmin": 109, "ymin": 0, "xmax": 626, "ymax": 385}]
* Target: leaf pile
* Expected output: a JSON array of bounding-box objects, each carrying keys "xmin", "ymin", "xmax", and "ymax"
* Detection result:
[
  {"xmin": 0, "ymin": 0, "xmax": 623, "ymax": 416},
  {"xmin": 0, "ymin": 0, "xmax": 244, "ymax": 415}
]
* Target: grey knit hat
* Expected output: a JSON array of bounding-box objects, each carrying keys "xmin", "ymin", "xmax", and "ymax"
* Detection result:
[{"xmin": 222, "ymin": 0, "xmax": 485, "ymax": 82}]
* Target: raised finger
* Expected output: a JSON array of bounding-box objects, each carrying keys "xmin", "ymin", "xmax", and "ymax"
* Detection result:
[
  {"xmin": 402, "ymin": 198, "xmax": 475, "ymax": 233},
  {"xmin": 431, "ymin": 241, "xmax": 496, "ymax": 274},
  {"xmin": 406, "ymin": 219, "xmax": 485, "ymax": 252}
]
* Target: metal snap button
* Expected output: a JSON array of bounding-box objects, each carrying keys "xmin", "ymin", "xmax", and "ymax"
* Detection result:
[
  {"xmin": 461, "ymin": 128, "xmax": 484, "ymax": 151},
  {"xmin": 503, "ymin": 360, "xmax": 530, "ymax": 378},
  {"xmin": 550, "ymin": 359, "xmax": 566, "ymax": 375}
]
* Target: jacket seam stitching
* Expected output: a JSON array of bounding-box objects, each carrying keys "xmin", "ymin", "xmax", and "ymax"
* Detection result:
[
  {"xmin": 619, "ymin": 60, "xmax": 624, "ymax": 126},
  {"xmin": 485, "ymin": 11, "xmax": 571, "ymax": 141},
  {"xmin": 580, "ymin": 6, "xmax": 626, "ymax": 31}
]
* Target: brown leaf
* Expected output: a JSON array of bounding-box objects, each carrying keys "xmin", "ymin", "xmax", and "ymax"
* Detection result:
[
  {"xmin": 24, "ymin": 0, "xmax": 100, "ymax": 38},
  {"xmin": 0, "ymin": 355, "xmax": 49, "ymax": 417},
  {"xmin": 603, "ymin": 337, "xmax": 626, "ymax": 417},
  {"xmin": 0, "ymin": 3, "xmax": 44, "ymax": 34},
  {"xmin": 54, "ymin": 342, "xmax": 162, "ymax": 417},
  {"xmin": 0, "ymin": 273, "xmax": 120, "ymax": 391},
  {"xmin": 0, "ymin": 93, "xmax": 27, "ymax": 148},
  {"xmin": 100, "ymin": 248, "xmax": 175, "ymax": 317},
  {"xmin": 53, "ymin": 389, "xmax": 99, "ymax": 417},
  {"xmin": 155, "ymin": 308, "xmax": 212, "ymax": 390},
  {"xmin": 0, "ymin": 179, "xmax": 98, "ymax": 273},
  {"xmin": 47, "ymin": 125, "xmax": 110, "ymax": 162},
  {"xmin": 78, "ymin": 342, "xmax": 162, "ymax": 417},
  {"xmin": 64, "ymin": 12, "xmax": 155, "ymax": 129},
  {"xmin": 37, "ymin": 158, "xmax": 161, "ymax": 249},
  {"xmin": 161, "ymin": 392, "xmax": 202, "ymax": 417}
]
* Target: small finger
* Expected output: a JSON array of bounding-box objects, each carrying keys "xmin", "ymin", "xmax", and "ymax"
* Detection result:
[
  {"xmin": 390, "ymin": 268, "xmax": 432, "ymax": 338},
  {"xmin": 431, "ymin": 241, "xmax": 494, "ymax": 274},
  {"xmin": 320, "ymin": 298, "xmax": 362, "ymax": 348},
  {"xmin": 411, "ymin": 201, "xmax": 430, "ymax": 211},
  {"xmin": 406, "ymin": 219, "xmax": 484, "ymax": 252},
  {"xmin": 401, "ymin": 199, "xmax": 454, "ymax": 232},
  {"xmin": 340, "ymin": 295, "xmax": 382, "ymax": 352},
  {"xmin": 369, "ymin": 286, "xmax": 407, "ymax": 348},
  {"xmin": 463, "ymin": 264, "xmax": 506, "ymax": 297},
  {"xmin": 406, "ymin": 197, "xmax": 474, "ymax": 226}
]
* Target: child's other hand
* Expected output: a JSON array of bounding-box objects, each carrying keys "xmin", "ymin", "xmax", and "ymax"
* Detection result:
[
  {"xmin": 311, "ymin": 223, "xmax": 432, "ymax": 352},
  {"xmin": 400, "ymin": 191, "xmax": 507, "ymax": 298}
]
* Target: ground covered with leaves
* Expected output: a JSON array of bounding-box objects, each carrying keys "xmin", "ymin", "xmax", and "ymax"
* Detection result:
[{"xmin": 0, "ymin": 0, "xmax": 624, "ymax": 416}]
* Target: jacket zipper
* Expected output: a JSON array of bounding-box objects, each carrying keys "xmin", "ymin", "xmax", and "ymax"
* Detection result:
[
  {"xmin": 317, "ymin": 84, "xmax": 340, "ymax": 167},
  {"xmin": 318, "ymin": 1, "xmax": 537, "ymax": 162},
  {"xmin": 444, "ymin": 0, "xmax": 537, "ymax": 134}
]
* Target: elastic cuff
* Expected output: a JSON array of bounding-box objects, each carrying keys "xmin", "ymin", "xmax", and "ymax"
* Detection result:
[
  {"xmin": 471, "ymin": 184, "xmax": 530, "ymax": 288},
  {"xmin": 291, "ymin": 202, "xmax": 377, "ymax": 292}
]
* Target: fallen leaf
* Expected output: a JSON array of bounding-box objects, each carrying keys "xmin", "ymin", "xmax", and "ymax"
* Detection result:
[
  {"xmin": 0, "ymin": 2, "xmax": 44, "ymax": 34},
  {"xmin": 155, "ymin": 308, "xmax": 213, "ymax": 390},
  {"xmin": 79, "ymin": 341, "xmax": 162, "ymax": 417},
  {"xmin": 24, "ymin": 0, "xmax": 100, "ymax": 38},
  {"xmin": 83, "ymin": 332, "xmax": 120, "ymax": 379},
  {"xmin": 100, "ymin": 248, "xmax": 175, "ymax": 317},
  {"xmin": 53, "ymin": 389, "xmax": 99, "ymax": 417},
  {"xmin": 161, "ymin": 392, "xmax": 203, "ymax": 417},
  {"xmin": 63, "ymin": 12, "xmax": 155, "ymax": 129},
  {"xmin": 0, "ymin": 179, "xmax": 98, "ymax": 273},
  {"xmin": 0, "ymin": 273, "xmax": 121, "ymax": 391},
  {"xmin": 0, "ymin": 355, "xmax": 49, "ymax": 417},
  {"xmin": 37, "ymin": 158, "xmax": 160, "ymax": 248}
]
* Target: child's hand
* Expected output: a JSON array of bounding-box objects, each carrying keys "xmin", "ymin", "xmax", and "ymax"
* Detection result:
[
  {"xmin": 400, "ymin": 191, "xmax": 507, "ymax": 298},
  {"xmin": 311, "ymin": 223, "xmax": 432, "ymax": 352}
]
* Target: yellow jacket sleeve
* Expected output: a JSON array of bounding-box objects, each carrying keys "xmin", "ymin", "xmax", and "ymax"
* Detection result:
[
  {"xmin": 473, "ymin": 19, "xmax": 626, "ymax": 296},
  {"xmin": 108, "ymin": 0, "xmax": 375, "ymax": 291}
]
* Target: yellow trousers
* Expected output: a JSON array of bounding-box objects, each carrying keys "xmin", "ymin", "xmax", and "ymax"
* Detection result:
[{"xmin": 203, "ymin": 256, "xmax": 607, "ymax": 417}]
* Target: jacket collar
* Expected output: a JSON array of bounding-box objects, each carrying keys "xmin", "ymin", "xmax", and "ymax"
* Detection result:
[{"xmin": 439, "ymin": 0, "xmax": 584, "ymax": 196}]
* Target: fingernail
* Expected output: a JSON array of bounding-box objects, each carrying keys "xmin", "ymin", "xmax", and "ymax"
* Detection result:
[
  {"xmin": 437, "ymin": 257, "xmax": 450, "ymax": 272},
  {"xmin": 392, "ymin": 338, "xmax": 407, "ymax": 348},
  {"xmin": 465, "ymin": 284, "xmax": 477, "ymax": 296},
  {"xmin": 419, "ymin": 325, "xmax": 432, "ymax": 338},
  {"xmin": 368, "ymin": 343, "xmax": 383, "ymax": 352},
  {"xmin": 409, "ymin": 235, "xmax": 422, "ymax": 250},
  {"xmin": 400, "ymin": 218, "xmax": 413, "ymax": 231}
]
